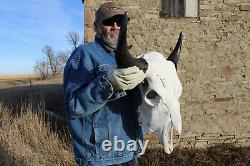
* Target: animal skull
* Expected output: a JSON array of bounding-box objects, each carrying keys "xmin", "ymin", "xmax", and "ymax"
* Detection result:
[
  {"xmin": 114, "ymin": 12, "xmax": 183, "ymax": 154},
  {"xmin": 138, "ymin": 51, "xmax": 182, "ymax": 154}
]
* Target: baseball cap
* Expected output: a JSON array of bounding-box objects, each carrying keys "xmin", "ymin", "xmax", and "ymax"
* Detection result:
[{"xmin": 95, "ymin": 2, "xmax": 125, "ymax": 23}]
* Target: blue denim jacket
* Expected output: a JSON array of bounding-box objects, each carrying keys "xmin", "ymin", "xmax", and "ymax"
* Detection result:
[{"xmin": 64, "ymin": 37, "xmax": 143, "ymax": 166}]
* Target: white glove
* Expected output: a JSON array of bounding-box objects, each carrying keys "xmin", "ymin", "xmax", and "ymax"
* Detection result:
[{"xmin": 106, "ymin": 66, "xmax": 146, "ymax": 91}]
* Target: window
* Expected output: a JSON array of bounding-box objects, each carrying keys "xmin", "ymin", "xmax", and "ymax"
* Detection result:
[{"xmin": 160, "ymin": 0, "xmax": 198, "ymax": 17}]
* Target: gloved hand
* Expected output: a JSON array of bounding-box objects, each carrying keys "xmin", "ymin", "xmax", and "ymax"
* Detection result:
[{"xmin": 106, "ymin": 66, "xmax": 146, "ymax": 91}]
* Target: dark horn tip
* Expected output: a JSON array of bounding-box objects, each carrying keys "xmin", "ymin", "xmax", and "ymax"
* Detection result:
[{"xmin": 167, "ymin": 32, "xmax": 183, "ymax": 69}]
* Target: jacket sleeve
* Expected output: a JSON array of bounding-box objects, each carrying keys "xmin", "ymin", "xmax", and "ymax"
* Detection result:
[{"xmin": 63, "ymin": 48, "xmax": 123, "ymax": 119}]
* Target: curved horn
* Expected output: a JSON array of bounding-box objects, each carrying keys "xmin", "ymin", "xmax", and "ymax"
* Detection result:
[
  {"xmin": 115, "ymin": 12, "xmax": 148, "ymax": 73},
  {"xmin": 167, "ymin": 32, "xmax": 183, "ymax": 69},
  {"xmin": 115, "ymin": 12, "xmax": 129, "ymax": 68}
]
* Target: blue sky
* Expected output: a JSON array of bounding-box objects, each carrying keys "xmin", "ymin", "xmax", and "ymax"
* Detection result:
[{"xmin": 0, "ymin": 0, "xmax": 84, "ymax": 74}]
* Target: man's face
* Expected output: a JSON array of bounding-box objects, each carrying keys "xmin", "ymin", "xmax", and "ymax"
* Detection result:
[{"xmin": 95, "ymin": 15, "xmax": 123, "ymax": 49}]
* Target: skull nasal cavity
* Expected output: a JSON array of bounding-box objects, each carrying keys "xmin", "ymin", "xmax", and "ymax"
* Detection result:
[{"xmin": 146, "ymin": 90, "xmax": 158, "ymax": 99}]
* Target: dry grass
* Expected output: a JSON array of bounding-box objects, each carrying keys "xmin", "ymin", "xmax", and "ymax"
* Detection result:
[
  {"xmin": 0, "ymin": 77, "xmax": 250, "ymax": 166},
  {"xmin": 0, "ymin": 74, "xmax": 37, "ymax": 89},
  {"xmin": 0, "ymin": 103, "xmax": 75, "ymax": 166},
  {"xmin": 139, "ymin": 144, "xmax": 250, "ymax": 166},
  {"xmin": 0, "ymin": 74, "xmax": 38, "ymax": 79},
  {"xmin": 0, "ymin": 74, "xmax": 62, "ymax": 89},
  {"xmin": 0, "ymin": 84, "xmax": 64, "ymax": 115}
]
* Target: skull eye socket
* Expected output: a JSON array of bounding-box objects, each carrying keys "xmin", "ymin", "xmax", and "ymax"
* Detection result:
[
  {"xmin": 145, "ymin": 89, "xmax": 161, "ymax": 106},
  {"xmin": 146, "ymin": 90, "xmax": 158, "ymax": 99},
  {"xmin": 141, "ymin": 79, "xmax": 161, "ymax": 106}
]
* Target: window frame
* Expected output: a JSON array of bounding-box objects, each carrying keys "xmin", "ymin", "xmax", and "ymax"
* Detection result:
[{"xmin": 160, "ymin": 0, "xmax": 199, "ymax": 18}]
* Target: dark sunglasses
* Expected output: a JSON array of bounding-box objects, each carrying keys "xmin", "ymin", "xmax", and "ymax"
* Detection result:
[{"xmin": 102, "ymin": 15, "xmax": 123, "ymax": 27}]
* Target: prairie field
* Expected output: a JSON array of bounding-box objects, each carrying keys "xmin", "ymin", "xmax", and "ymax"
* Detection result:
[
  {"xmin": 0, "ymin": 75, "xmax": 249, "ymax": 166},
  {"xmin": 0, "ymin": 74, "xmax": 63, "ymax": 89}
]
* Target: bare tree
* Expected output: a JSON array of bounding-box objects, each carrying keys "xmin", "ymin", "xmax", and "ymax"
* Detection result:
[
  {"xmin": 34, "ymin": 45, "xmax": 70, "ymax": 78},
  {"xmin": 66, "ymin": 31, "xmax": 80, "ymax": 51},
  {"xmin": 56, "ymin": 51, "xmax": 69, "ymax": 73},
  {"xmin": 34, "ymin": 31, "xmax": 80, "ymax": 78},
  {"xmin": 34, "ymin": 60, "xmax": 49, "ymax": 79},
  {"xmin": 41, "ymin": 45, "xmax": 57, "ymax": 76}
]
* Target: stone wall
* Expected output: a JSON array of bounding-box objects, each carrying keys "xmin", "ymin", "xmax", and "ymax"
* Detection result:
[{"xmin": 83, "ymin": 0, "xmax": 250, "ymax": 148}]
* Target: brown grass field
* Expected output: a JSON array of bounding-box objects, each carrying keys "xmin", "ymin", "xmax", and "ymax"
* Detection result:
[
  {"xmin": 0, "ymin": 74, "xmax": 63, "ymax": 89},
  {"xmin": 0, "ymin": 75, "xmax": 249, "ymax": 166}
]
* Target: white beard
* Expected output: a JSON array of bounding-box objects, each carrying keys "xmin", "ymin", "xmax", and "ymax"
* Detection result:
[
  {"xmin": 96, "ymin": 28, "xmax": 118, "ymax": 49},
  {"xmin": 102, "ymin": 33, "xmax": 118, "ymax": 49}
]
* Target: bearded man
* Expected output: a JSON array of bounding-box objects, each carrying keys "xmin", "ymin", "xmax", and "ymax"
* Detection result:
[{"xmin": 63, "ymin": 2, "xmax": 145, "ymax": 166}]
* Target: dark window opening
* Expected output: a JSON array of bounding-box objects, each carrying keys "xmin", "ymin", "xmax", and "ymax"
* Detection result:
[{"xmin": 160, "ymin": 0, "xmax": 198, "ymax": 18}]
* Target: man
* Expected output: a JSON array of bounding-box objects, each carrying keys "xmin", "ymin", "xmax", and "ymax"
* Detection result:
[{"xmin": 64, "ymin": 2, "xmax": 145, "ymax": 166}]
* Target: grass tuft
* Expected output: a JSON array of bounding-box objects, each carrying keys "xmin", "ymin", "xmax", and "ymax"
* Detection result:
[{"xmin": 0, "ymin": 103, "xmax": 75, "ymax": 166}]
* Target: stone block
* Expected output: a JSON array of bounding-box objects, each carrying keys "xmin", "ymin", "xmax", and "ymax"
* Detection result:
[
  {"xmin": 208, "ymin": 139, "xmax": 225, "ymax": 145},
  {"xmin": 236, "ymin": 137, "xmax": 248, "ymax": 143},
  {"xmin": 223, "ymin": 138, "xmax": 237, "ymax": 143},
  {"xmin": 85, "ymin": 8, "xmax": 94, "ymax": 26},
  {"xmin": 85, "ymin": 0, "xmax": 99, "ymax": 8},
  {"xmin": 199, "ymin": 5, "xmax": 208, "ymax": 10},
  {"xmin": 203, "ymin": 133, "xmax": 221, "ymax": 137},
  {"xmin": 176, "ymin": 141, "xmax": 191, "ymax": 147},
  {"xmin": 238, "ymin": 3, "xmax": 250, "ymax": 10},
  {"xmin": 199, "ymin": 0, "xmax": 209, "ymax": 5},
  {"xmin": 138, "ymin": 0, "xmax": 158, "ymax": 10},
  {"xmin": 195, "ymin": 135, "xmax": 218, "ymax": 140},
  {"xmin": 214, "ymin": 6, "xmax": 223, "ymax": 11},
  {"xmin": 214, "ymin": 96, "xmax": 234, "ymax": 102},
  {"xmin": 220, "ymin": 66, "xmax": 233, "ymax": 77},
  {"xmin": 217, "ymin": 135, "xmax": 236, "ymax": 140},
  {"xmin": 180, "ymin": 132, "xmax": 201, "ymax": 139},
  {"xmin": 84, "ymin": 28, "xmax": 95, "ymax": 42},
  {"xmin": 224, "ymin": 0, "xmax": 250, "ymax": 4},
  {"xmin": 236, "ymin": 142, "xmax": 250, "ymax": 146},
  {"xmin": 194, "ymin": 140, "xmax": 208, "ymax": 148},
  {"xmin": 125, "ymin": 7, "xmax": 140, "ymax": 20},
  {"xmin": 118, "ymin": 0, "xmax": 139, "ymax": 6}
]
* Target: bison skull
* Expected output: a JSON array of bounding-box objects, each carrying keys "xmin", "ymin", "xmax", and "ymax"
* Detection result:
[
  {"xmin": 114, "ymin": 12, "xmax": 183, "ymax": 154},
  {"xmin": 138, "ymin": 51, "xmax": 182, "ymax": 154}
]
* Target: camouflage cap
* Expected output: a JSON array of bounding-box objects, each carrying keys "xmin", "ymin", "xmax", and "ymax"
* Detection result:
[{"xmin": 95, "ymin": 2, "xmax": 125, "ymax": 23}]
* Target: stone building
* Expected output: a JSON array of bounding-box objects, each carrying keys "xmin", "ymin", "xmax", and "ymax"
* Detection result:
[{"xmin": 82, "ymin": 0, "xmax": 250, "ymax": 148}]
